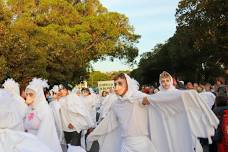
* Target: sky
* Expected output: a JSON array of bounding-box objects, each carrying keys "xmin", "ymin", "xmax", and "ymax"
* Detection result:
[{"xmin": 92, "ymin": 0, "xmax": 180, "ymax": 72}]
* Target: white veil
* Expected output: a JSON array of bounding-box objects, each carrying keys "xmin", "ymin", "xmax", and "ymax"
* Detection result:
[
  {"xmin": 158, "ymin": 71, "xmax": 176, "ymax": 91},
  {"xmin": 25, "ymin": 78, "xmax": 62, "ymax": 152}
]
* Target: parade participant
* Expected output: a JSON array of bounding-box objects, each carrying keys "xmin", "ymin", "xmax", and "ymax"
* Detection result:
[
  {"xmin": 2, "ymin": 78, "xmax": 27, "ymax": 131},
  {"xmin": 49, "ymin": 85, "xmax": 65, "ymax": 146},
  {"xmin": 24, "ymin": 78, "xmax": 62, "ymax": 152},
  {"xmin": 0, "ymin": 89, "xmax": 53, "ymax": 152},
  {"xmin": 59, "ymin": 84, "xmax": 90, "ymax": 148},
  {"xmin": 88, "ymin": 73, "xmax": 157, "ymax": 152},
  {"xmin": 146, "ymin": 71, "xmax": 219, "ymax": 152}
]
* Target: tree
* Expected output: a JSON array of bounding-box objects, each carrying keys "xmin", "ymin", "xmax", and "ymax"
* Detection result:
[
  {"xmin": 131, "ymin": 0, "xmax": 227, "ymax": 85},
  {"xmin": 0, "ymin": 0, "xmax": 140, "ymax": 85}
]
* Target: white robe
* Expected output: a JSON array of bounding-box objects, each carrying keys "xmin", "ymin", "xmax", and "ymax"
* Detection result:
[
  {"xmin": 199, "ymin": 91, "xmax": 215, "ymax": 109},
  {"xmin": 88, "ymin": 90, "xmax": 219, "ymax": 152},
  {"xmin": 148, "ymin": 90, "xmax": 219, "ymax": 152},
  {"xmin": 99, "ymin": 93, "xmax": 117, "ymax": 120},
  {"xmin": 80, "ymin": 95, "xmax": 98, "ymax": 128},
  {"xmin": 49, "ymin": 100, "xmax": 65, "ymax": 143},
  {"xmin": 0, "ymin": 129, "xmax": 53, "ymax": 152},
  {"xmin": 25, "ymin": 78, "xmax": 62, "ymax": 152},
  {"xmin": 59, "ymin": 93, "xmax": 92, "ymax": 133},
  {"xmin": 88, "ymin": 91, "xmax": 157, "ymax": 152}
]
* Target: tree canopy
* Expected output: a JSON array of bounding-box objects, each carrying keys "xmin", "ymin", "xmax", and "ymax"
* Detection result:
[
  {"xmin": 131, "ymin": 0, "xmax": 227, "ymax": 85},
  {"xmin": 0, "ymin": 0, "xmax": 140, "ymax": 86}
]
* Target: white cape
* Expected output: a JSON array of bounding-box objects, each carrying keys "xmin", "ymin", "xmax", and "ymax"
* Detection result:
[{"xmin": 88, "ymin": 90, "xmax": 219, "ymax": 152}]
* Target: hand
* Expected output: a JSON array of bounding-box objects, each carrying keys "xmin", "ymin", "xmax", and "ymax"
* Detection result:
[
  {"xmin": 142, "ymin": 97, "xmax": 150, "ymax": 105},
  {"xmin": 68, "ymin": 123, "xmax": 74, "ymax": 129}
]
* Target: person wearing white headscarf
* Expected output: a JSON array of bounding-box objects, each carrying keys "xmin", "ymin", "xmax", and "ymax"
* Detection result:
[
  {"xmin": 0, "ymin": 89, "xmax": 53, "ymax": 152},
  {"xmin": 23, "ymin": 78, "xmax": 62, "ymax": 152},
  {"xmin": 146, "ymin": 71, "xmax": 219, "ymax": 152},
  {"xmin": 59, "ymin": 85, "xmax": 91, "ymax": 150},
  {"xmin": 2, "ymin": 78, "xmax": 28, "ymax": 131},
  {"xmin": 49, "ymin": 85, "xmax": 65, "ymax": 146},
  {"xmin": 88, "ymin": 73, "xmax": 157, "ymax": 152}
]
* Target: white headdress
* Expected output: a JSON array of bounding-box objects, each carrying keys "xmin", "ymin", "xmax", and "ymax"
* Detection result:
[
  {"xmin": 124, "ymin": 74, "xmax": 139, "ymax": 98},
  {"xmin": 49, "ymin": 85, "xmax": 59, "ymax": 96},
  {"xmin": 25, "ymin": 78, "xmax": 49, "ymax": 111},
  {"xmin": 2, "ymin": 78, "xmax": 20, "ymax": 96},
  {"xmin": 0, "ymin": 89, "xmax": 23, "ymax": 129},
  {"xmin": 158, "ymin": 71, "xmax": 176, "ymax": 91}
]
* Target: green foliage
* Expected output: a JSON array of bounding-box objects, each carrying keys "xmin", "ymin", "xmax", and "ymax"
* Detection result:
[
  {"xmin": 132, "ymin": 0, "xmax": 227, "ymax": 85},
  {"xmin": 0, "ymin": 0, "xmax": 139, "ymax": 86}
]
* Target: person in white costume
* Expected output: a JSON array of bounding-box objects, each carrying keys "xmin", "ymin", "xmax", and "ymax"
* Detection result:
[
  {"xmin": 24, "ymin": 78, "xmax": 62, "ymax": 152},
  {"xmin": 145, "ymin": 71, "xmax": 219, "ymax": 152},
  {"xmin": 88, "ymin": 72, "xmax": 219, "ymax": 152},
  {"xmin": 0, "ymin": 89, "xmax": 53, "ymax": 152},
  {"xmin": 2, "ymin": 78, "xmax": 28, "ymax": 131},
  {"xmin": 59, "ymin": 84, "xmax": 91, "ymax": 148},
  {"xmin": 49, "ymin": 85, "xmax": 66, "ymax": 146},
  {"xmin": 88, "ymin": 73, "xmax": 157, "ymax": 152},
  {"xmin": 81, "ymin": 88, "xmax": 98, "ymax": 128}
]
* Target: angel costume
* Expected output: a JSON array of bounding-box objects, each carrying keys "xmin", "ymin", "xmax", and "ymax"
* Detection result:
[
  {"xmin": 0, "ymin": 89, "xmax": 53, "ymax": 152},
  {"xmin": 24, "ymin": 78, "xmax": 62, "ymax": 152},
  {"xmin": 88, "ymin": 73, "xmax": 219, "ymax": 152},
  {"xmin": 88, "ymin": 74, "xmax": 157, "ymax": 152},
  {"xmin": 49, "ymin": 85, "xmax": 65, "ymax": 143},
  {"xmin": 2, "ymin": 78, "xmax": 28, "ymax": 131}
]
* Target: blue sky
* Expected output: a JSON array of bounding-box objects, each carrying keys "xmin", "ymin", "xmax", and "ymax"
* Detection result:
[{"xmin": 92, "ymin": 0, "xmax": 180, "ymax": 72}]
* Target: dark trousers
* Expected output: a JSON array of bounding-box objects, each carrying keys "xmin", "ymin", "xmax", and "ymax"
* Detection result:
[{"xmin": 64, "ymin": 131, "xmax": 81, "ymax": 146}]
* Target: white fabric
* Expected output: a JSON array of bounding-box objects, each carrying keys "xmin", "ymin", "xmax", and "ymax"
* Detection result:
[
  {"xmin": 121, "ymin": 136, "xmax": 156, "ymax": 152},
  {"xmin": 24, "ymin": 78, "xmax": 62, "ymax": 152},
  {"xmin": 0, "ymin": 129, "xmax": 53, "ymax": 152},
  {"xmin": 88, "ymin": 74, "xmax": 156, "ymax": 152},
  {"xmin": 3, "ymin": 78, "xmax": 20, "ymax": 97},
  {"xmin": 148, "ymin": 90, "xmax": 219, "ymax": 152},
  {"xmin": 0, "ymin": 89, "xmax": 25, "ymax": 131},
  {"xmin": 199, "ymin": 91, "xmax": 216, "ymax": 109},
  {"xmin": 80, "ymin": 94, "xmax": 98, "ymax": 127},
  {"xmin": 67, "ymin": 145, "xmax": 86, "ymax": 152},
  {"xmin": 2, "ymin": 79, "xmax": 28, "ymax": 131},
  {"xmin": 49, "ymin": 100, "xmax": 65, "ymax": 143},
  {"xmin": 88, "ymin": 74, "xmax": 219, "ymax": 152},
  {"xmin": 99, "ymin": 93, "xmax": 117, "ymax": 120},
  {"xmin": 60, "ymin": 93, "xmax": 92, "ymax": 133}
]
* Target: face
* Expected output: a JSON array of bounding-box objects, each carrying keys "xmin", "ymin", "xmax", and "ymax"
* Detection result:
[
  {"xmin": 114, "ymin": 78, "xmax": 128, "ymax": 96},
  {"xmin": 161, "ymin": 77, "xmax": 171, "ymax": 90},
  {"xmin": 82, "ymin": 90, "xmax": 90, "ymax": 96},
  {"xmin": 25, "ymin": 90, "xmax": 36, "ymax": 105},
  {"xmin": 60, "ymin": 88, "xmax": 68, "ymax": 97},
  {"xmin": 52, "ymin": 92, "xmax": 59, "ymax": 100}
]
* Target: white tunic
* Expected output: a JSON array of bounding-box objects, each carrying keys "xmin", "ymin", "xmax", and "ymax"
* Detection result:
[
  {"xmin": 49, "ymin": 100, "xmax": 64, "ymax": 143},
  {"xmin": 60, "ymin": 94, "xmax": 92, "ymax": 133}
]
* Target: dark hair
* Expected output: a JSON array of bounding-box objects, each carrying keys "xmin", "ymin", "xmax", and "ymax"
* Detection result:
[
  {"xmin": 215, "ymin": 96, "xmax": 228, "ymax": 107},
  {"xmin": 81, "ymin": 88, "xmax": 91, "ymax": 94},
  {"xmin": 113, "ymin": 73, "xmax": 126, "ymax": 81},
  {"xmin": 216, "ymin": 77, "xmax": 225, "ymax": 85}
]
